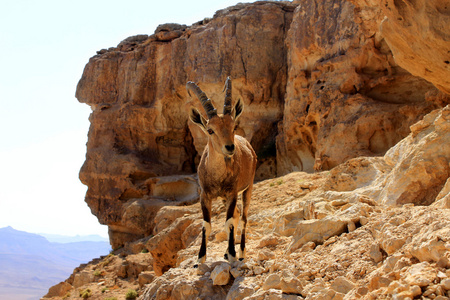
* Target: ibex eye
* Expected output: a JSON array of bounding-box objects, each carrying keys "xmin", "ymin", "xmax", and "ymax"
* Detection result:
[{"xmin": 207, "ymin": 129, "xmax": 214, "ymax": 135}]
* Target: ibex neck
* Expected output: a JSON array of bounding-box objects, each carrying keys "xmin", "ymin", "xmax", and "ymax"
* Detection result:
[{"xmin": 206, "ymin": 141, "xmax": 235, "ymax": 176}]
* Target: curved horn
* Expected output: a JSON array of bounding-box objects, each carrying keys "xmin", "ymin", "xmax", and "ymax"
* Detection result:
[
  {"xmin": 223, "ymin": 77, "xmax": 232, "ymax": 115},
  {"xmin": 186, "ymin": 81, "xmax": 217, "ymax": 119}
]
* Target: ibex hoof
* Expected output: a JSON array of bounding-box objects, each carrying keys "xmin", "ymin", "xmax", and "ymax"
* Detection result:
[
  {"xmin": 193, "ymin": 264, "xmax": 199, "ymax": 268},
  {"xmin": 224, "ymin": 252, "xmax": 237, "ymax": 263}
]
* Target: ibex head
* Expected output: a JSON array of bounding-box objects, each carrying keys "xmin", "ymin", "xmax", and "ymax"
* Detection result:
[{"xmin": 187, "ymin": 77, "xmax": 243, "ymax": 157}]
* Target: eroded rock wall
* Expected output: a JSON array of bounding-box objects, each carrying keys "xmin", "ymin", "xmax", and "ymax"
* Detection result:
[
  {"xmin": 76, "ymin": 0, "xmax": 449, "ymax": 248},
  {"xmin": 278, "ymin": 0, "xmax": 445, "ymax": 174}
]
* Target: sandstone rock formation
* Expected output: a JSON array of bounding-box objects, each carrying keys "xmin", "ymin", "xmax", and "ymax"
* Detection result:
[{"xmin": 75, "ymin": 0, "xmax": 449, "ymax": 249}]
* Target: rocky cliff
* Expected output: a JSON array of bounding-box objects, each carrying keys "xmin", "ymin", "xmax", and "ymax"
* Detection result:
[
  {"xmin": 75, "ymin": 0, "xmax": 449, "ymax": 249},
  {"xmin": 44, "ymin": 0, "xmax": 450, "ymax": 298}
]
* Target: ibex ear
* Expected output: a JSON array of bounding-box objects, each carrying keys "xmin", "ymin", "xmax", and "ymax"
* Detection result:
[
  {"xmin": 232, "ymin": 98, "xmax": 244, "ymax": 121},
  {"xmin": 190, "ymin": 107, "xmax": 208, "ymax": 131}
]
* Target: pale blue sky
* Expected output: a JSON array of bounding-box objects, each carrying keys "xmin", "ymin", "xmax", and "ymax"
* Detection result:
[{"xmin": 0, "ymin": 0, "xmax": 252, "ymax": 237}]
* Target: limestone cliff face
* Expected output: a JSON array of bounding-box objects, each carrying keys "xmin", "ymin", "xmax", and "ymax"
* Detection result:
[{"xmin": 76, "ymin": 0, "xmax": 449, "ymax": 248}]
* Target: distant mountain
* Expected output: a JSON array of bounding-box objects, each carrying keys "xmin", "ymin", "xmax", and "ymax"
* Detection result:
[
  {"xmin": 40, "ymin": 233, "xmax": 108, "ymax": 243},
  {"xmin": 0, "ymin": 226, "xmax": 111, "ymax": 300}
]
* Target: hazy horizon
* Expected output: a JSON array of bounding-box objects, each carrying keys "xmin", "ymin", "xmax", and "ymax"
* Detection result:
[
  {"xmin": 0, "ymin": 0, "xmax": 252, "ymax": 238},
  {"xmin": 0, "ymin": 225, "xmax": 109, "ymax": 243}
]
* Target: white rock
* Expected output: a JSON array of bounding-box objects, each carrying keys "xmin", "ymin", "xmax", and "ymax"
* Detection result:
[
  {"xmin": 263, "ymin": 273, "xmax": 281, "ymax": 290},
  {"xmin": 210, "ymin": 263, "xmax": 231, "ymax": 286},
  {"xmin": 331, "ymin": 276, "xmax": 355, "ymax": 294},
  {"xmin": 404, "ymin": 262, "xmax": 437, "ymax": 287}
]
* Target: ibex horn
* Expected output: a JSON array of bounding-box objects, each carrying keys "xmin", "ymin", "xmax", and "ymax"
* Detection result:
[
  {"xmin": 223, "ymin": 76, "xmax": 232, "ymax": 115},
  {"xmin": 186, "ymin": 81, "xmax": 217, "ymax": 119}
]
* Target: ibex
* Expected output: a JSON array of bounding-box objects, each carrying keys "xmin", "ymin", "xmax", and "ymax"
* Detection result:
[{"xmin": 187, "ymin": 77, "xmax": 257, "ymax": 265}]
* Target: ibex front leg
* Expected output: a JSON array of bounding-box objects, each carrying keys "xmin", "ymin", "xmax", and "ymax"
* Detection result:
[
  {"xmin": 224, "ymin": 194, "xmax": 239, "ymax": 263},
  {"xmin": 239, "ymin": 185, "xmax": 252, "ymax": 261},
  {"xmin": 196, "ymin": 192, "xmax": 212, "ymax": 267}
]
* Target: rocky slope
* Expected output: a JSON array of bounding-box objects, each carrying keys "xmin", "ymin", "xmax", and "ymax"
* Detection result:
[
  {"xmin": 74, "ymin": 0, "xmax": 449, "ymax": 249},
  {"xmin": 44, "ymin": 0, "xmax": 450, "ymax": 298},
  {"xmin": 43, "ymin": 105, "xmax": 449, "ymax": 299}
]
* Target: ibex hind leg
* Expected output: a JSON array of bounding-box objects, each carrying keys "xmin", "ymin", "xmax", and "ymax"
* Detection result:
[{"xmin": 239, "ymin": 186, "xmax": 252, "ymax": 261}]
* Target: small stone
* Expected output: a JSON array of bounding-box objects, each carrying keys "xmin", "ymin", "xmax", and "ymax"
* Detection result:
[
  {"xmin": 410, "ymin": 285, "xmax": 422, "ymax": 297},
  {"xmin": 368, "ymin": 275, "xmax": 393, "ymax": 291},
  {"xmin": 358, "ymin": 196, "xmax": 377, "ymax": 206},
  {"xmin": 280, "ymin": 273, "xmax": 304, "ymax": 294},
  {"xmin": 258, "ymin": 235, "xmax": 284, "ymax": 248},
  {"xmin": 387, "ymin": 281, "xmax": 401, "ymax": 293},
  {"xmin": 230, "ymin": 267, "xmax": 243, "ymax": 278},
  {"xmin": 72, "ymin": 271, "xmax": 93, "ymax": 288},
  {"xmin": 257, "ymin": 249, "xmax": 276, "ymax": 261},
  {"xmin": 347, "ymin": 221, "xmax": 356, "ymax": 232},
  {"xmin": 196, "ymin": 263, "xmax": 211, "ymax": 276},
  {"xmin": 226, "ymin": 280, "xmax": 255, "ymax": 300},
  {"xmin": 393, "ymin": 290, "xmax": 414, "ymax": 300},
  {"xmin": 369, "ymin": 243, "xmax": 383, "ymax": 263},
  {"xmin": 331, "ymin": 276, "xmax": 355, "ymax": 294},
  {"xmin": 300, "ymin": 241, "xmax": 316, "ymax": 252},
  {"xmin": 381, "ymin": 237, "xmax": 406, "ymax": 255},
  {"xmin": 263, "ymin": 273, "xmax": 281, "ymax": 290},
  {"xmin": 437, "ymin": 257, "xmax": 450, "ymax": 268},
  {"xmin": 138, "ymin": 271, "xmax": 155, "ymax": 288},
  {"xmin": 404, "ymin": 262, "xmax": 437, "ymax": 287},
  {"xmin": 441, "ymin": 278, "xmax": 450, "ymax": 290},
  {"xmin": 331, "ymin": 199, "xmax": 349, "ymax": 206},
  {"xmin": 210, "ymin": 263, "xmax": 231, "ymax": 286},
  {"xmin": 436, "ymin": 285, "xmax": 445, "ymax": 296},
  {"xmin": 253, "ymin": 266, "xmax": 265, "ymax": 275},
  {"xmin": 360, "ymin": 216, "xmax": 369, "ymax": 226}
]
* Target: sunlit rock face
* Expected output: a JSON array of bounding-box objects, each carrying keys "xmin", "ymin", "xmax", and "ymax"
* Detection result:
[
  {"xmin": 279, "ymin": 0, "xmax": 447, "ymax": 174},
  {"xmin": 75, "ymin": 0, "xmax": 449, "ymax": 248}
]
